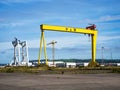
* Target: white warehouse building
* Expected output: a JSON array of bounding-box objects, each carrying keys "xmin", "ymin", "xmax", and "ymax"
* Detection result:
[
  {"xmin": 48, "ymin": 61, "xmax": 65, "ymax": 67},
  {"xmin": 66, "ymin": 62, "xmax": 76, "ymax": 68}
]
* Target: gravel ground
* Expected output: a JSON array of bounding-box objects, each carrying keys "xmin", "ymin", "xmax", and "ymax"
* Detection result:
[{"xmin": 0, "ymin": 73, "xmax": 120, "ymax": 90}]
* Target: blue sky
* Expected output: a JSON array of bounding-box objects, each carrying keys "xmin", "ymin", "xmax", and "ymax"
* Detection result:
[{"xmin": 0, "ymin": 0, "xmax": 120, "ymax": 63}]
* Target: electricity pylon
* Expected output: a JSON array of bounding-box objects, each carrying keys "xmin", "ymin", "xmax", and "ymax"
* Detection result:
[{"xmin": 47, "ymin": 40, "xmax": 57, "ymax": 66}]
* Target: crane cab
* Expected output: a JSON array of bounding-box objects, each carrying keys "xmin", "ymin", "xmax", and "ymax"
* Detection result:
[{"xmin": 86, "ymin": 24, "xmax": 96, "ymax": 30}]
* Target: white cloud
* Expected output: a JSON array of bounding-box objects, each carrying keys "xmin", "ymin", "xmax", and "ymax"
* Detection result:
[
  {"xmin": 0, "ymin": 42, "xmax": 12, "ymax": 50},
  {"xmin": 28, "ymin": 35, "xmax": 120, "ymax": 49},
  {"xmin": 28, "ymin": 35, "xmax": 92, "ymax": 49},
  {"xmin": 81, "ymin": 15, "xmax": 120, "ymax": 23},
  {"xmin": 99, "ymin": 15, "xmax": 120, "ymax": 22},
  {"xmin": 0, "ymin": 13, "xmax": 73, "ymax": 28},
  {"xmin": 98, "ymin": 35, "xmax": 120, "ymax": 42},
  {"xmin": 0, "ymin": 19, "xmax": 36, "ymax": 28},
  {"xmin": 1, "ymin": 35, "xmax": 120, "ymax": 53},
  {"xmin": 97, "ymin": 35, "xmax": 120, "ymax": 48},
  {"xmin": 0, "ymin": 22, "xmax": 25, "ymax": 28}
]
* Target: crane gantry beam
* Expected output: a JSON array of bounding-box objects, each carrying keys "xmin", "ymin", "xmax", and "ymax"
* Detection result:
[
  {"xmin": 38, "ymin": 24, "xmax": 99, "ymax": 67},
  {"xmin": 40, "ymin": 24, "xmax": 96, "ymax": 34}
]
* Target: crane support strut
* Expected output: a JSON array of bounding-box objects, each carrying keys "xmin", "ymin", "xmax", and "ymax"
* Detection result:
[
  {"xmin": 38, "ymin": 30, "xmax": 48, "ymax": 65},
  {"xmin": 38, "ymin": 24, "xmax": 99, "ymax": 67}
]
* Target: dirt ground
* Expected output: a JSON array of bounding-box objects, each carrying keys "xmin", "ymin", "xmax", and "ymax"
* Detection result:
[{"xmin": 0, "ymin": 73, "xmax": 120, "ymax": 90}]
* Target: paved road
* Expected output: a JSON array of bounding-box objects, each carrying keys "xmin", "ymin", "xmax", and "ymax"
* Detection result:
[{"xmin": 0, "ymin": 73, "xmax": 120, "ymax": 90}]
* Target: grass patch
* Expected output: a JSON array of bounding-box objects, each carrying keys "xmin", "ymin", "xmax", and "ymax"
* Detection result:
[{"xmin": 0, "ymin": 66, "xmax": 120, "ymax": 74}]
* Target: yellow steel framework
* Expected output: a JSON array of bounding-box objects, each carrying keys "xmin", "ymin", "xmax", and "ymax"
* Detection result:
[
  {"xmin": 38, "ymin": 30, "xmax": 48, "ymax": 65},
  {"xmin": 38, "ymin": 24, "xmax": 99, "ymax": 67}
]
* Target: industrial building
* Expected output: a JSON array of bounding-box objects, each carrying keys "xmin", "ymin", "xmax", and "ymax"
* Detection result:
[{"xmin": 30, "ymin": 60, "xmax": 90, "ymax": 68}]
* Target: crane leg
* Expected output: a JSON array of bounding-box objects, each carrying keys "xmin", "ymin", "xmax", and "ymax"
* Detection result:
[
  {"xmin": 38, "ymin": 31, "xmax": 44, "ymax": 65},
  {"xmin": 43, "ymin": 32, "xmax": 48, "ymax": 65},
  {"xmin": 38, "ymin": 30, "xmax": 48, "ymax": 66},
  {"xmin": 88, "ymin": 32, "xmax": 99, "ymax": 67}
]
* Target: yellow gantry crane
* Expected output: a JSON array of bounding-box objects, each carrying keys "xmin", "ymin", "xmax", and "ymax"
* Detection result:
[{"xmin": 38, "ymin": 24, "xmax": 99, "ymax": 67}]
